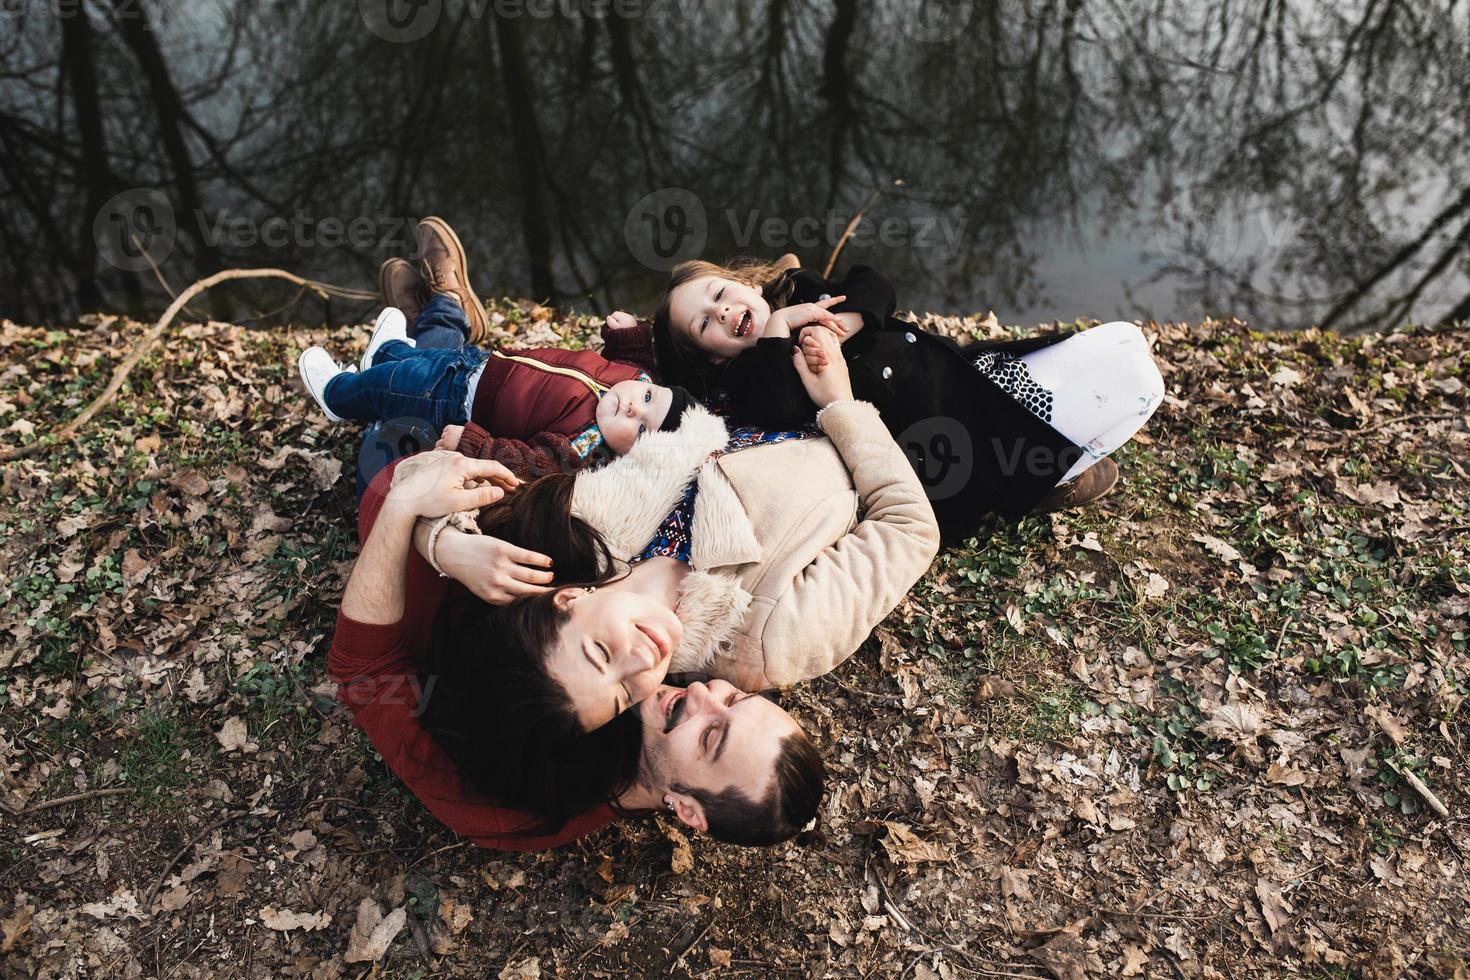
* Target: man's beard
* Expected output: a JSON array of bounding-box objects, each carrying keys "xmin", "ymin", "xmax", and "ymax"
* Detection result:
[
  {"xmin": 638, "ymin": 714, "xmax": 673, "ymax": 795},
  {"xmin": 637, "ymin": 689, "xmax": 689, "ymax": 797}
]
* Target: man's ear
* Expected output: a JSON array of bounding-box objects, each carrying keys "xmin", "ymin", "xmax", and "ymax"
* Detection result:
[
  {"xmin": 668, "ymin": 793, "xmax": 707, "ymax": 834},
  {"xmin": 551, "ymin": 588, "xmax": 581, "ymax": 613}
]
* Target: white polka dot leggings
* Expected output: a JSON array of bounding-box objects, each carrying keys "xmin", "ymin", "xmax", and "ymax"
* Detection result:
[{"xmin": 1003, "ymin": 321, "xmax": 1165, "ymax": 484}]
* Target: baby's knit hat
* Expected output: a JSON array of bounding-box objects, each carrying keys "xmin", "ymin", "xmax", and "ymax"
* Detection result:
[{"xmin": 659, "ymin": 386, "xmax": 695, "ymax": 431}]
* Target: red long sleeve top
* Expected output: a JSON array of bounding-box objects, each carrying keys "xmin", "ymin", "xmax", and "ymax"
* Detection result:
[{"xmin": 326, "ymin": 462, "xmax": 620, "ymax": 850}]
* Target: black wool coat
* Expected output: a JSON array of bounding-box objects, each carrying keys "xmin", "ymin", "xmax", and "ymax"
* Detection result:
[{"xmin": 717, "ymin": 266, "xmax": 1084, "ymax": 539}]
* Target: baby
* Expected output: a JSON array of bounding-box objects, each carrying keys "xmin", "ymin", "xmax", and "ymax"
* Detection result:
[{"xmin": 299, "ymin": 308, "xmax": 695, "ymax": 479}]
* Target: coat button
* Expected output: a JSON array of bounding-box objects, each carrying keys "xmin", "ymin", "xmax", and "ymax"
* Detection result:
[
  {"xmin": 818, "ymin": 293, "xmax": 831, "ymax": 301},
  {"xmin": 905, "ymin": 331, "xmax": 917, "ymax": 343},
  {"xmin": 882, "ymin": 366, "xmax": 893, "ymax": 380}
]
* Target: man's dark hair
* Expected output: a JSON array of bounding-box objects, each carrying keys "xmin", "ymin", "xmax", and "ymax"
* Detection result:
[{"xmin": 672, "ymin": 731, "xmax": 826, "ymax": 847}]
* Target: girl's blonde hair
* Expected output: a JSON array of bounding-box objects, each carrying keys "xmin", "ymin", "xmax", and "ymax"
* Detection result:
[{"xmin": 651, "ymin": 258, "xmax": 797, "ymax": 394}]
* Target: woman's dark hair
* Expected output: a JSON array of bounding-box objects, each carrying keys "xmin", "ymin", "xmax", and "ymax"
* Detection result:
[
  {"xmin": 652, "ymin": 259, "xmax": 797, "ymax": 399},
  {"xmin": 672, "ymin": 729, "xmax": 826, "ymax": 847},
  {"xmin": 418, "ymin": 473, "xmax": 638, "ymax": 833}
]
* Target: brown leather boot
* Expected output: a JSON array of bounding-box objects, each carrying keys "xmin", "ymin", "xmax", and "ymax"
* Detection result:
[
  {"xmin": 1030, "ymin": 457, "xmax": 1120, "ymax": 514},
  {"xmin": 416, "ymin": 216, "xmax": 489, "ymax": 344},
  {"xmin": 378, "ymin": 258, "xmax": 426, "ymax": 332}
]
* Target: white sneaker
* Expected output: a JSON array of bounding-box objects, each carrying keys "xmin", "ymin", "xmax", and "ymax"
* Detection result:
[
  {"xmin": 361, "ymin": 307, "xmax": 413, "ymax": 372},
  {"xmin": 298, "ymin": 347, "xmax": 349, "ymax": 423}
]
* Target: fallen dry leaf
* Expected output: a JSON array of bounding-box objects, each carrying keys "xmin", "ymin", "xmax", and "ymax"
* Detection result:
[
  {"xmin": 878, "ymin": 821, "xmax": 950, "ymax": 864},
  {"xmin": 344, "ymin": 899, "xmax": 406, "ymax": 963},
  {"xmin": 666, "ymin": 825, "xmax": 695, "ymax": 874},
  {"xmin": 215, "ymin": 716, "xmax": 256, "ymax": 753},
  {"xmin": 258, "ymin": 907, "xmax": 330, "ymax": 932}
]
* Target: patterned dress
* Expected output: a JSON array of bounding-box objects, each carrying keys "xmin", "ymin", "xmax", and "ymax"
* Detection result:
[
  {"xmin": 972, "ymin": 351, "xmax": 1054, "ymax": 424},
  {"xmin": 632, "ymin": 426, "xmax": 817, "ymax": 564}
]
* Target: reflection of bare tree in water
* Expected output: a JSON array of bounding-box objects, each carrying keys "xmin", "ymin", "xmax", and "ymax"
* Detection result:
[
  {"xmin": 1091, "ymin": 0, "xmax": 1470, "ymax": 330},
  {"xmin": 0, "ymin": 0, "xmax": 1463, "ymax": 330}
]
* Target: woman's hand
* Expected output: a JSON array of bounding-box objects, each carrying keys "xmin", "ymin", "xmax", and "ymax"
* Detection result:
[
  {"xmin": 433, "ymin": 530, "xmax": 554, "ymax": 604},
  {"xmin": 605, "ymin": 310, "xmax": 639, "ymax": 332},
  {"xmin": 436, "ymin": 424, "xmax": 464, "ymax": 452},
  {"xmin": 764, "ymin": 296, "xmax": 847, "ymax": 339},
  {"xmin": 386, "ymin": 450, "xmax": 519, "ymax": 519},
  {"xmin": 792, "ymin": 326, "xmax": 853, "ymax": 406}
]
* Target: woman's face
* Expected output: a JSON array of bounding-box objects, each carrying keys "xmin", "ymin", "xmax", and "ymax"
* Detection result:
[
  {"xmin": 667, "ymin": 275, "xmax": 772, "ymax": 364},
  {"xmin": 544, "ymin": 583, "xmax": 682, "ymax": 729}
]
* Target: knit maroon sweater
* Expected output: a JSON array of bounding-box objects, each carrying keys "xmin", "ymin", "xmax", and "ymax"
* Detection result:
[{"xmin": 455, "ymin": 319, "xmax": 658, "ymax": 479}]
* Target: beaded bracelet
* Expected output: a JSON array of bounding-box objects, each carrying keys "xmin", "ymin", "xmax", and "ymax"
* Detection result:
[{"xmin": 424, "ymin": 515, "xmax": 454, "ymax": 578}]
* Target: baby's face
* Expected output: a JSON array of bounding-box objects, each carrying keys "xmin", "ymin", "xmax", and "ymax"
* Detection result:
[{"xmin": 596, "ymin": 380, "xmax": 672, "ymax": 454}]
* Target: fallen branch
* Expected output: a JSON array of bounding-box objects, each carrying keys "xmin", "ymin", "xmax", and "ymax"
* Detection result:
[
  {"xmin": 0, "ymin": 268, "xmax": 375, "ymax": 463},
  {"xmin": 20, "ymin": 786, "xmax": 134, "ymax": 814},
  {"xmin": 823, "ymin": 179, "xmax": 906, "ymax": 279},
  {"xmin": 1384, "ymin": 758, "xmax": 1450, "ymax": 818},
  {"xmin": 142, "ymin": 810, "xmax": 245, "ymax": 914}
]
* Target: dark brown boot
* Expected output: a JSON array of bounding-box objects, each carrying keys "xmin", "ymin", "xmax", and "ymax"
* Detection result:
[
  {"xmin": 416, "ymin": 216, "xmax": 489, "ymax": 344},
  {"xmin": 1030, "ymin": 457, "xmax": 1120, "ymax": 514},
  {"xmin": 378, "ymin": 258, "xmax": 426, "ymax": 332}
]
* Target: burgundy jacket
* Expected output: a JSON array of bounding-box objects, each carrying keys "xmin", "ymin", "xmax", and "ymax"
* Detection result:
[{"xmin": 455, "ymin": 320, "xmax": 658, "ymax": 478}]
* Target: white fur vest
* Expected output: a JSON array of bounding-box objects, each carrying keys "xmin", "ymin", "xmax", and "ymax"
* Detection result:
[{"xmin": 571, "ymin": 406, "xmax": 759, "ymax": 674}]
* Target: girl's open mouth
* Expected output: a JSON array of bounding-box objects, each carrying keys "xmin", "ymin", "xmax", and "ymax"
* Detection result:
[{"xmin": 733, "ymin": 309, "xmax": 753, "ymax": 338}]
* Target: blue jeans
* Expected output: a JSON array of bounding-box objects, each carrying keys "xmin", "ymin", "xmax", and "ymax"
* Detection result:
[
  {"xmin": 326, "ymin": 340, "xmax": 486, "ymax": 432},
  {"xmin": 353, "ymin": 294, "xmax": 479, "ymax": 498},
  {"xmin": 413, "ymin": 292, "xmax": 473, "ymax": 347}
]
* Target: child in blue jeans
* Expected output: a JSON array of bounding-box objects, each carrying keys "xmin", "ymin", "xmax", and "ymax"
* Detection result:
[{"xmin": 299, "ymin": 298, "xmax": 693, "ymax": 497}]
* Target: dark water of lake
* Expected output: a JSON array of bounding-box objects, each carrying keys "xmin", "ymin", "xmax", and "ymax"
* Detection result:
[{"xmin": 2, "ymin": 0, "xmax": 1467, "ymax": 332}]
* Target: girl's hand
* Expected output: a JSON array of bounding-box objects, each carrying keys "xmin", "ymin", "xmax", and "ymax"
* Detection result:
[
  {"xmin": 434, "ymin": 530, "xmax": 554, "ymax": 604},
  {"xmin": 386, "ymin": 450, "xmax": 519, "ymax": 519},
  {"xmin": 605, "ymin": 310, "xmax": 639, "ymax": 332},
  {"xmin": 792, "ymin": 327, "xmax": 853, "ymax": 407},
  {"xmin": 436, "ymin": 424, "xmax": 464, "ymax": 452},
  {"xmin": 765, "ymin": 296, "xmax": 847, "ymax": 339}
]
